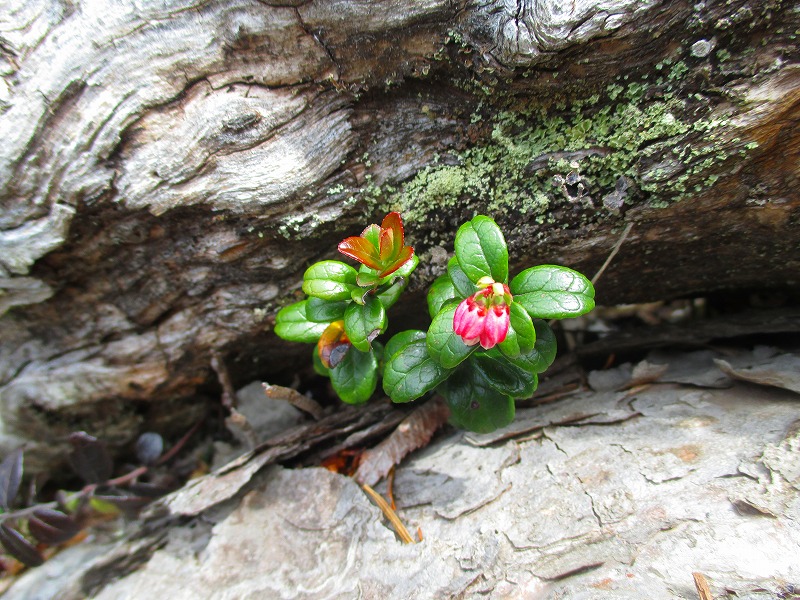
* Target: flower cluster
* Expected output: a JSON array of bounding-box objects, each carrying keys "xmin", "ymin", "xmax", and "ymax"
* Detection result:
[{"xmin": 453, "ymin": 278, "xmax": 512, "ymax": 349}]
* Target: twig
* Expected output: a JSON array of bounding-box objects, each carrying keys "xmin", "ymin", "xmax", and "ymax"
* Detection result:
[
  {"xmin": 156, "ymin": 419, "xmax": 203, "ymax": 466},
  {"xmin": 692, "ymin": 572, "xmax": 713, "ymax": 600},
  {"xmin": 361, "ymin": 484, "xmax": 415, "ymax": 544},
  {"xmin": 211, "ymin": 351, "xmax": 258, "ymax": 446},
  {"xmin": 591, "ymin": 222, "xmax": 633, "ymax": 285},
  {"xmin": 210, "ymin": 351, "xmax": 236, "ymax": 410},
  {"xmin": 263, "ymin": 383, "xmax": 325, "ymax": 421}
]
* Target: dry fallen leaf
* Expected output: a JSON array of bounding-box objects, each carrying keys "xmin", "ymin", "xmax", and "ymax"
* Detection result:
[
  {"xmin": 354, "ymin": 397, "xmax": 450, "ymax": 487},
  {"xmin": 714, "ymin": 354, "xmax": 800, "ymax": 395}
]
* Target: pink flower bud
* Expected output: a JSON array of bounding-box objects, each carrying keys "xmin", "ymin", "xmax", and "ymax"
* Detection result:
[{"xmin": 452, "ymin": 280, "xmax": 512, "ymax": 349}]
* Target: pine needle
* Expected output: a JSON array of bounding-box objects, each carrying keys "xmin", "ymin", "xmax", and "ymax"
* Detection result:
[
  {"xmin": 361, "ymin": 483, "xmax": 415, "ymax": 544},
  {"xmin": 592, "ymin": 222, "xmax": 633, "ymax": 285}
]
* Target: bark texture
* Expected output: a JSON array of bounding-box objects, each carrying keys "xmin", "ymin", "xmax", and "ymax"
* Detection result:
[
  {"xmin": 1, "ymin": 0, "xmax": 799, "ymax": 465},
  {"xmin": 3, "ymin": 348, "xmax": 799, "ymax": 599}
]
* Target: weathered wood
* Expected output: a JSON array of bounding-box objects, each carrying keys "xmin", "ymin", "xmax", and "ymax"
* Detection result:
[
  {"xmin": 3, "ymin": 348, "xmax": 799, "ymax": 598},
  {"xmin": 1, "ymin": 0, "xmax": 799, "ymax": 466}
]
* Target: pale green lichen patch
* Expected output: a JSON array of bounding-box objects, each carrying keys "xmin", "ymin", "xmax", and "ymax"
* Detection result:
[{"xmin": 371, "ymin": 79, "xmax": 749, "ymax": 231}]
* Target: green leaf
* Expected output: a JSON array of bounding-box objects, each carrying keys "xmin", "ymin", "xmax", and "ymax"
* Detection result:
[
  {"xmin": 344, "ymin": 295, "xmax": 386, "ymax": 352},
  {"xmin": 498, "ymin": 302, "xmax": 536, "ymax": 357},
  {"xmin": 330, "ymin": 347, "xmax": 378, "ymax": 404},
  {"xmin": 375, "ymin": 280, "xmax": 403, "ymax": 310},
  {"xmin": 350, "ymin": 287, "xmax": 370, "ymax": 304},
  {"xmin": 447, "ymin": 256, "xmax": 477, "ymax": 298},
  {"xmin": 383, "ymin": 339, "xmax": 451, "ymax": 403},
  {"xmin": 312, "ymin": 346, "xmax": 330, "ymax": 377},
  {"xmin": 454, "ymin": 215, "xmax": 509, "ymax": 284},
  {"xmin": 274, "ymin": 301, "xmax": 329, "ymax": 343},
  {"xmin": 441, "ymin": 363, "xmax": 514, "ymax": 433},
  {"xmin": 89, "ymin": 497, "xmax": 121, "ymax": 516},
  {"xmin": 510, "ymin": 265, "xmax": 595, "ymax": 319},
  {"xmin": 305, "ymin": 297, "xmax": 348, "ymax": 323},
  {"xmin": 362, "ymin": 223, "xmax": 381, "ymax": 250},
  {"xmin": 384, "ymin": 330, "xmax": 426, "ymax": 362},
  {"xmin": 374, "ymin": 256, "xmax": 416, "ymax": 309},
  {"xmin": 472, "ymin": 351, "xmax": 539, "ymax": 399},
  {"xmin": 302, "ymin": 260, "xmax": 358, "ymax": 301},
  {"xmin": 356, "ymin": 270, "xmax": 380, "ymax": 288},
  {"xmin": 427, "ymin": 273, "xmax": 457, "ymax": 318},
  {"xmin": 427, "ymin": 301, "xmax": 477, "ymax": 369},
  {"xmin": 505, "ymin": 320, "xmax": 557, "ymax": 374}
]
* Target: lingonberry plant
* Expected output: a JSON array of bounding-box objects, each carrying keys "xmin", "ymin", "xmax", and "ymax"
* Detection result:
[{"xmin": 275, "ymin": 213, "xmax": 595, "ymax": 433}]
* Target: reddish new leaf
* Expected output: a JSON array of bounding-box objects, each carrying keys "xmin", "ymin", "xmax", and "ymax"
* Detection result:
[
  {"xmin": 338, "ymin": 236, "xmax": 383, "ymax": 271},
  {"xmin": 0, "ymin": 524, "xmax": 44, "ymax": 567},
  {"xmin": 337, "ymin": 212, "xmax": 414, "ymax": 279},
  {"xmin": 379, "ymin": 212, "xmax": 403, "ymax": 259},
  {"xmin": 317, "ymin": 321, "xmax": 351, "ymax": 369},
  {"xmin": 354, "ymin": 397, "xmax": 450, "ymax": 487},
  {"xmin": 0, "ymin": 448, "xmax": 23, "ymax": 509}
]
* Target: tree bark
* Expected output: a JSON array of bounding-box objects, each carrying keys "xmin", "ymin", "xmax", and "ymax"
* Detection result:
[{"xmin": 1, "ymin": 0, "xmax": 799, "ymax": 466}]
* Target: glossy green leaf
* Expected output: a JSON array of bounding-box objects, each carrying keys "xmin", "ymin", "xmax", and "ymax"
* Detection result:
[
  {"xmin": 441, "ymin": 364, "xmax": 514, "ymax": 434},
  {"xmin": 375, "ymin": 281, "xmax": 403, "ymax": 310},
  {"xmin": 505, "ymin": 320, "xmax": 557, "ymax": 374},
  {"xmin": 383, "ymin": 339, "xmax": 451, "ymax": 403},
  {"xmin": 350, "ymin": 287, "xmax": 370, "ymax": 304},
  {"xmin": 384, "ymin": 330, "xmax": 426, "ymax": 362},
  {"xmin": 344, "ymin": 295, "xmax": 386, "ymax": 352},
  {"xmin": 472, "ymin": 351, "xmax": 539, "ymax": 399},
  {"xmin": 274, "ymin": 301, "xmax": 329, "ymax": 343},
  {"xmin": 454, "ymin": 215, "xmax": 509, "ymax": 284},
  {"xmin": 498, "ymin": 302, "xmax": 536, "ymax": 357},
  {"xmin": 330, "ymin": 347, "xmax": 378, "ymax": 404},
  {"xmin": 447, "ymin": 256, "xmax": 477, "ymax": 298},
  {"xmin": 362, "ymin": 223, "xmax": 381, "ymax": 251},
  {"xmin": 510, "ymin": 265, "xmax": 595, "ymax": 319},
  {"xmin": 427, "ymin": 301, "xmax": 477, "ymax": 369},
  {"xmin": 427, "ymin": 273, "xmax": 457, "ymax": 318},
  {"xmin": 374, "ymin": 256, "xmax": 417, "ymax": 309},
  {"xmin": 305, "ymin": 297, "xmax": 348, "ymax": 323},
  {"xmin": 312, "ymin": 346, "xmax": 330, "ymax": 377},
  {"xmin": 302, "ymin": 260, "xmax": 358, "ymax": 301},
  {"xmin": 356, "ymin": 270, "xmax": 381, "ymax": 288}
]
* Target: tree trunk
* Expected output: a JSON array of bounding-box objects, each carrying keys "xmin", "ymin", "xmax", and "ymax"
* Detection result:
[{"xmin": 1, "ymin": 0, "xmax": 799, "ymax": 467}]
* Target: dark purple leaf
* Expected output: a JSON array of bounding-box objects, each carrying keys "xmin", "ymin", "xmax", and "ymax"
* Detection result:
[
  {"xmin": 0, "ymin": 448, "xmax": 23, "ymax": 509},
  {"xmin": 0, "ymin": 524, "xmax": 44, "ymax": 567},
  {"xmin": 68, "ymin": 432, "xmax": 113, "ymax": 484},
  {"xmin": 134, "ymin": 432, "xmax": 163, "ymax": 466},
  {"xmin": 28, "ymin": 509, "xmax": 80, "ymax": 545},
  {"xmin": 127, "ymin": 482, "xmax": 172, "ymax": 498}
]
